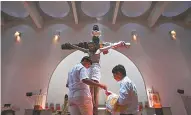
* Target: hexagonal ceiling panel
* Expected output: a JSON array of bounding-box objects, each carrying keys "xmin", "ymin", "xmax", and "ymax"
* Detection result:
[
  {"xmin": 1, "ymin": 1, "xmax": 29, "ymax": 18},
  {"xmin": 162, "ymin": 1, "xmax": 191, "ymax": 17},
  {"xmin": 81, "ymin": 1, "xmax": 110, "ymax": 18},
  {"xmin": 121, "ymin": 1, "xmax": 152, "ymax": 17},
  {"xmin": 39, "ymin": 1, "xmax": 70, "ymax": 18}
]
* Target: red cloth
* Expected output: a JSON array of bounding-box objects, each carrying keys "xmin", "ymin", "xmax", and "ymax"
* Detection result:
[
  {"xmin": 50, "ymin": 103, "xmax": 55, "ymax": 111},
  {"xmin": 56, "ymin": 104, "xmax": 61, "ymax": 110},
  {"xmin": 103, "ymin": 50, "xmax": 109, "ymax": 55},
  {"xmin": 45, "ymin": 103, "xmax": 49, "ymax": 109}
]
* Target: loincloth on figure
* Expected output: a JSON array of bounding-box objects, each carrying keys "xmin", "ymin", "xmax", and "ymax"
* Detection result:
[{"xmin": 88, "ymin": 63, "xmax": 101, "ymax": 82}]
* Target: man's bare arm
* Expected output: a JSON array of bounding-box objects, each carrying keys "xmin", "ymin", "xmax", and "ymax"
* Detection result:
[{"xmin": 82, "ymin": 78, "xmax": 107, "ymax": 90}]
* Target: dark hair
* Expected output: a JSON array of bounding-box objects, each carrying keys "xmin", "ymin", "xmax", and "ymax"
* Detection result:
[
  {"xmin": 81, "ymin": 56, "xmax": 92, "ymax": 64},
  {"xmin": 93, "ymin": 25, "xmax": 99, "ymax": 31},
  {"xmin": 65, "ymin": 94, "xmax": 68, "ymax": 99},
  {"xmin": 112, "ymin": 64, "xmax": 126, "ymax": 77}
]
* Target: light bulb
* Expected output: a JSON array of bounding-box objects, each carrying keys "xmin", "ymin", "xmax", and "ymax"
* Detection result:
[
  {"xmin": 54, "ymin": 35, "xmax": 59, "ymax": 41},
  {"xmin": 14, "ymin": 31, "xmax": 20, "ymax": 37},
  {"xmin": 14, "ymin": 31, "xmax": 21, "ymax": 43},
  {"xmin": 131, "ymin": 30, "xmax": 138, "ymax": 42},
  {"xmin": 170, "ymin": 30, "xmax": 176, "ymax": 35},
  {"xmin": 132, "ymin": 34, "xmax": 137, "ymax": 41},
  {"xmin": 170, "ymin": 30, "xmax": 176, "ymax": 40},
  {"xmin": 53, "ymin": 33, "xmax": 60, "ymax": 43}
]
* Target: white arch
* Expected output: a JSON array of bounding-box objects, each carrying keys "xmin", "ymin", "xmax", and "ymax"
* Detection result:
[{"xmin": 46, "ymin": 49, "xmax": 147, "ymax": 106}]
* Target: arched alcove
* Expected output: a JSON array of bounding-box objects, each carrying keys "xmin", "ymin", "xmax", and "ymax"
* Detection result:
[{"xmin": 46, "ymin": 49, "xmax": 148, "ymax": 106}]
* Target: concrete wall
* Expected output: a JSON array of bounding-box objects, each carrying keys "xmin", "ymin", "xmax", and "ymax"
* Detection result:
[{"xmin": 2, "ymin": 22, "xmax": 191, "ymax": 115}]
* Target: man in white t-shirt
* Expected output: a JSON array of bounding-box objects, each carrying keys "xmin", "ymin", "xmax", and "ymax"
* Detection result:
[
  {"xmin": 66, "ymin": 56, "xmax": 107, "ymax": 115},
  {"xmin": 106, "ymin": 64, "xmax": 138, "ymax": 115}
]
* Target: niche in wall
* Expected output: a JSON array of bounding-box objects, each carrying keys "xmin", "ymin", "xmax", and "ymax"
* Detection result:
[{"xmin": 46, "ymin": 49, "xmax": 148, "ymax": 106}]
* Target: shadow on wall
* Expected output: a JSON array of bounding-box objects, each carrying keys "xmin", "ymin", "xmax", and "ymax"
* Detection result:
[{"xmin": 46, "ymin": 49, "xmax": 148, "ymax": 106}]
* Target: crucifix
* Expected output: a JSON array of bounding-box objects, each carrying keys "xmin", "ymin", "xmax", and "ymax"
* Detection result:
[
  {"xmin": 61, "ymin": 25, "xmax": 130, "ymax": 53},
  {"xmin": 61, "ymin": 25, "xmax": 130, "ymax": 115}
]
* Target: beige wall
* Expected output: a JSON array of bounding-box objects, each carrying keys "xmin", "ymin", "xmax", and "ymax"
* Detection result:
[{"xmin": 2, "ymin": 22, "xmax": 191, "ymax": 115}]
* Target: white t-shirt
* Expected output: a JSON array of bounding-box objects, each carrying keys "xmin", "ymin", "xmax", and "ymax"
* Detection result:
[
  {"xmin": 118, "ymin": 76, "xmax": 138, "ymax": 114},
  {"xmin": 67, "ymin": 63, "xmax": 91, "ymax": 98}
]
